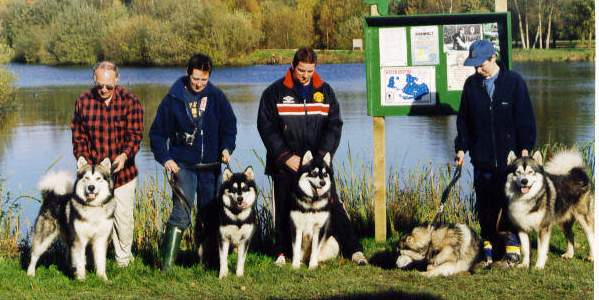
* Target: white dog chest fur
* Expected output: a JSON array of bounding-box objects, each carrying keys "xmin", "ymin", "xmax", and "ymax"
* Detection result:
[
  {"xmin": 219, "ymin": 224, "xmax": 254, "ymax": 245},
  {"xmin": 290, "ymin": 211, "xmax": 329, "ymax": 233}
]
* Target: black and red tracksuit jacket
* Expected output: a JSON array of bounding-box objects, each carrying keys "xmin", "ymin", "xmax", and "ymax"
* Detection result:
[{"xmin": 257, "ymin": 68, "xmax": 342, "ymax": 175}]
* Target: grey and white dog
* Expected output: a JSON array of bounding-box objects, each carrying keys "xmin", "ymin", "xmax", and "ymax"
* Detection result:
[
  {"xmin": 396, "ymin": 224, "xmax": 481, "ymax": 277},
  {"xmin": 27, "ymin": 157, "xmax": 115, "ymax": 281},
  {"xmin": 505, "ymin": 150, "xmax": 594, "ymax": 269}
]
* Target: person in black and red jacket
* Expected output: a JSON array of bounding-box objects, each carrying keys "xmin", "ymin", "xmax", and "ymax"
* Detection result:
[
  {"xmin": 71, "ymin": 61, "xmax": 144, "ymax": 268},
  {"xmin": 257, "ymin": 47, "xmax": 367, "ymax": 266}
]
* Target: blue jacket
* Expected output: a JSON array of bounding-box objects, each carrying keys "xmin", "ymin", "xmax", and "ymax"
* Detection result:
[
  {"xmin": 150, "ymin": 77, "xmax": 237, "ymax": 166},
  {"xmin": 455, "ymin": 65, "xmax": 536, "ymax": 170}
]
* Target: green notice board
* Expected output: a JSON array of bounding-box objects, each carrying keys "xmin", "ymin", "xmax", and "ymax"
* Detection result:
[{"xmin": 364, "ymin": 12, "xmax": 512, "ymax": 116}]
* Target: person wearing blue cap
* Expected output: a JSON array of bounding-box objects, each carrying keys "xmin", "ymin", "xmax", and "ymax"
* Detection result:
[{"xmin": 454, "ymin": 39, "xmax": 536, "ymax": 268}]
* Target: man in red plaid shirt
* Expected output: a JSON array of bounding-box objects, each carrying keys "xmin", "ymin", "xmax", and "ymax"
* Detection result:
[{"xmin": 71, "ymin": 61, "xmax": 144, "ymax": 267}]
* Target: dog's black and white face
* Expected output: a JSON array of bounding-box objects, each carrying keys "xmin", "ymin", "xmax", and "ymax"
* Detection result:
[
  {"xmin": 505, "ymin": 151, "xmax": 545, "ymax": 199},
  {"xmin": 298, "ymin": 151, "xmax": 332, "ymax": 199},
  {"xmin": 221, "ymin": 167, "xmax": 257, "ymax": 210},
  {"xmin": 74, "ymin": 157, "xmax": 114, "ymax": 206},
  {"xmin": 400, "ymin": 225, "xmax": 433, "ymax": 254}
]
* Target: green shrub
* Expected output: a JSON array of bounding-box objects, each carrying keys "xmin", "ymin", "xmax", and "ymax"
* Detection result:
[
  {"xmin": 47, "ymin": 1, "xmax": 103, "ymax": 64},
  {"xmin": 0, "ymin": 66, "xmax": 15, "ymax": 117},
  {"xmin": 102, "ymin": 16, "xmax": 159, "ymax": 65}
]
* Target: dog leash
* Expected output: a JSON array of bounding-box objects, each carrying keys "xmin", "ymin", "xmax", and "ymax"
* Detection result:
[{"xmin": 430, "ymin": 164, "xmax": 462, "ymax": 226}]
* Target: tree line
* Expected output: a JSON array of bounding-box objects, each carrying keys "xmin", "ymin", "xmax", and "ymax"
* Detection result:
[{"xmin": 0, "ymin": 0, "xmax": 593, "ymax": 66}]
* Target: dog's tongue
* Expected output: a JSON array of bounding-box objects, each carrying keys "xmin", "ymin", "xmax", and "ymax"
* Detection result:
[{"xmin": 521, "ymin": 187, "xmax": 530, "ymax": 194}]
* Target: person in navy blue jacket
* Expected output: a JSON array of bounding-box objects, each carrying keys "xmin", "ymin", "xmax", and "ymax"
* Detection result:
[
  {"xmin": 150, "ymin": 53, "xmax": 237, "ymax": 271},
  {"xmin": 455, "ymin": 40, "xmax": 536, "ymax": 268}
]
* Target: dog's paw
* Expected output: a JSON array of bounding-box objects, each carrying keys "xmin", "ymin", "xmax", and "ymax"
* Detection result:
[
  {"xmin": 585, "ymin": 255, "xmax": 594, "ymax": 262},
  {"xmin": 516, "ymin": 262, "xmax": 529, "ymax": 269},
  {"xmin": 419, "ymin": 270, "xmax": 436, "ymax": 278},
  {"xmin": 396, "ymin": 255, "xmax": 413, "ymax": 269},
  {"xmin": 560, "ymin": 252, "xmax": 574, "ymax": 259},
  {"xmin": 291, "ymin": 262, "xmax": 301, "ymax": 269},
  {"xmin": 26, "ymin": 269, "xmax": 35, "ymax": 277},
  {"xmin": 97, "ymin": 273, "xmax": 108, "ymax": 281},
  {"xmin": 308, "ymin": 262, "xmax": 318, "ymax": 270},
  {"xmin": 218, "ymin": 271, "xmax": 228, "ymax": 279},
  {"xmin": 75, "ymin": 274, "xmax": 86, "ymax": 281}
]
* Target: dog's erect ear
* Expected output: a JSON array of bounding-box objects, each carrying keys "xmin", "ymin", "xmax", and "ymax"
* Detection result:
[
  {"xmin": 322, "ymin": 152, "xmax": 331, "ymax": 167},
  {"xmin": 532, "ymin": 151, "xmax": 543, "ymax": 164},
  {"xmin": 243, "ymin": 166, "xmax": 254, "ymax": 181},
  {"xmin": 507, "ymin": 151, "xmax": 517, "ymax": 165},
  {"xmin": 100, "ymin": 158, "xmax": 111, "ymax": 171},
  {"xmin": 302, "ymin": 151, "xmax": 313, "ymax": 166},
  {"xmin": 77, "ymin": 156, "xmax": 88, "ymax": 171},
  {"xmin": 223, "ymin": 168, "xmax": 233, "ymax": 182}
]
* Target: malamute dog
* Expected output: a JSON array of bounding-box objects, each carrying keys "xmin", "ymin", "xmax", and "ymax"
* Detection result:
[
  {"xmin": 505, "ymin": 150, "xmax": 594, "ymax": 269},
  {"xmin": 290, "ymin": 151, "xmax": 339, "ymax": 269},
  {"xmin": 199, "ymin": 166, "xmax": 257, "ymax": 279},
  {"xmin": 27, "ymin": 157, "xmax": 115, "ymax": 281},
  {"xmin": 396, "ymin": 224, "xmax": 481, "ymax": 277}
]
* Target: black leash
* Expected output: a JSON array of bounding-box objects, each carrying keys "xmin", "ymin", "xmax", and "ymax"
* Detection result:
[
  {"xmin": 166, "ymin": 171, "xmax": 193, "ymax": 220},
  {"xmin": 430, "ymin": 164, "xmax": 462, "ymax": 226}
]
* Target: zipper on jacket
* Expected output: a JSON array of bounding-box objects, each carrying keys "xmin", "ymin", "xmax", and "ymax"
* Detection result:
[
  {"xmin": 200, "ymin": 129, "xmax": 204, "ymax": 162},
  {"xmin": 489, "ymin": 96, "xmax": 498, "ymax": 168}
]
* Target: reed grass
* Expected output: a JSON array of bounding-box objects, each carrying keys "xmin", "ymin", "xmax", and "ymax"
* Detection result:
[{"xmin": 0, "ymin": 142, "xmax": 594, "ymax": 264}]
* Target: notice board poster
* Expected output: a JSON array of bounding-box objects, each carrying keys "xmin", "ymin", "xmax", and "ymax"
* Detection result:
[
  {"xmin": 410, "ymin": 26, "xmax": 439, "ymax": 65},
  {"xmin": 381, "ymin": 66, "xmax": 436, "ymax": 106},
  {"xmin": 379, "ymin": 27, "xmax": 408, "ymax": 66}
]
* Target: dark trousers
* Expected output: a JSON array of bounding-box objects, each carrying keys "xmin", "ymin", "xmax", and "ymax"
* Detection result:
[
  {"xmin": 473, "ymin": 168, "xmax": 519, "ymax": 258},
  {"xmin": 272, "ymin": 171, "xmax": 362, "ymax": 258}
]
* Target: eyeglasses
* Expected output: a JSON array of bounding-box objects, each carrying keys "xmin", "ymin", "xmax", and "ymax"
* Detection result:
[{"xmin": 95, "ymin": 84, "xmax": 115, "ymax": 91}]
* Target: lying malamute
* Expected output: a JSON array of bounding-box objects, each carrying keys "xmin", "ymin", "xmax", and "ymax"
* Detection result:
[
  {"xmin": 505, "ymin": 150, "xmax": 594, "ymax": 269},
  {"xmin": 396, "ymin": 224, "xmax": 481, "ymax": 277},
  {"xmin": 27, "ymin": 157, "xmax": 115, "ymax": 281},
  {"xmin": 199, "ymin": 167, "xmax": 257, "ymax": 279},
  {"xmin": 290, "ymin": 151, "xmax": 339, "ymax": 269}
]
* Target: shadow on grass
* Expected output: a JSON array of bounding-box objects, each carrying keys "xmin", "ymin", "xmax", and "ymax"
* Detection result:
[{"xmin": 272, "ymin": 290, "xmax": 442, "ymax": 300}]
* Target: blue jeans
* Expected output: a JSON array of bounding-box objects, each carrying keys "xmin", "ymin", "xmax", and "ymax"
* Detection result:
[{"xmin": 167, "ymin": 167, "xmax": 218, "ymax": 229}]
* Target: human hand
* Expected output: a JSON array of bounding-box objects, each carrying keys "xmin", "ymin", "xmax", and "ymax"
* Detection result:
[
  {"xmin": 521, "ymin": 149, "xmax": 529, "ymax": 157},
  {"xmin": 455, "ymin": 150, "xmax": 465, "ymax": 166},
  {"xmin": 113, "ymin": 153, "xmax": 127, "ymax": 173},
  {"xmin": 164, "ymin": 159, "xmax": 180, "ymax": 174},
  {"xmin": 221, "ymin": 149, "xmax": 231, "ymax": 164},
  {"xmin": 285, "ymin": 155, "xmax": 301, "ymax": 172}
]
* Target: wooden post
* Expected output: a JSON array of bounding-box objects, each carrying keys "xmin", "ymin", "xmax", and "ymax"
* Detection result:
[
  {"xmin": 370, "ymin": 4, "xmax": 386, "ymax": 242},
  {"xmin": 495, "ymin": 0, "xmax": 507, "ymax": 12}
]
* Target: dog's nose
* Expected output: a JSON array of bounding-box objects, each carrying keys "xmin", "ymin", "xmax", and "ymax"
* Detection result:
[
  {"xmin": 319, "ymin": 180, "xmax": 326, "ymax": 187},
  {"xmin": 87, "ymin": 185, "xmax": 95, "ymax": 193},
  {"xmin": 520, "ymin": 178, "xmax": 528, "ymax": 185},
  {"xmin": 236, "ymin": 196, "xmax": 244, "ymax": 203}
]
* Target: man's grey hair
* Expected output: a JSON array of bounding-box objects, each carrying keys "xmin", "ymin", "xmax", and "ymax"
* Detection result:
[{"xmin": 92, "ymin": 61, "xmax": 119, "ymax": 81}]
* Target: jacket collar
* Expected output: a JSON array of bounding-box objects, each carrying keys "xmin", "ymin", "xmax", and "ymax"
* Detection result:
[
  {"xmin": 168, "ymin": 76, "xmax": 214, "ymax": 102},
  {"xmin": 282, "ymin": 67, "xmax": 324, "ymax": 90}
]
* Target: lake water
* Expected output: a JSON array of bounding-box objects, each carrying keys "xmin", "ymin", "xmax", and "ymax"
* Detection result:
[{"xmin": 1, "ymin": 62, "xmax": 595, "ymax": 222}]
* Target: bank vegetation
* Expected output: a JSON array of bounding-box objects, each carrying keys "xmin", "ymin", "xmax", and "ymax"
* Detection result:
[{"xmin": 0, "ymin": 0, "xmax": 594, "ymax": 66}]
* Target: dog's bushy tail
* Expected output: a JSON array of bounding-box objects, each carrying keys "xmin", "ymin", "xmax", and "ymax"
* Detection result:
[
  {"xmin": 544, "ymin": 149, "xmax": 586, "ymax": 175},
  {"xmin": 38, "ymin": 171, "xmax": 73, "ymax": 202}
]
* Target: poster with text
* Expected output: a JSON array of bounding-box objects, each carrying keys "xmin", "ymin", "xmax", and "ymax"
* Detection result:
[
  {"xmin": 483, "ymin": 23, "xmax": 500, "ymax": 53},
  {"xmin": 446, "ymin": 51, "xmax": 475, "ymax": 90},
  {"xmin": 410, "ymin": 26, "xmax": 439, "ymax": 65},
  {"xmin": 379, "ymin": 27, "xmax": 408, "ymax": 66},
  {"xmin": 381, "ymin": 66, "xmax": 436, "ymax": 106}
]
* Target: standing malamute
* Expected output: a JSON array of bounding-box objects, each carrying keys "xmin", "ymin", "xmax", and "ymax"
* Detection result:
[
  {"xmin": 505, "ymin": 150, "xmax": 594, "ymax": 269},
  {"xmin": 210, "ymin": 166, "xmax": 257, "ymax": 279},
  {"xmin": 290, "ymin": 151, "xmax": 339, "ymax": 269},
  {"xmin": 27, "ymin": 157, "xmax": 115, "ymax": 281},
  {"xmin": 396, "ymin": 224, "xmax": 481, "ymax": 277}
]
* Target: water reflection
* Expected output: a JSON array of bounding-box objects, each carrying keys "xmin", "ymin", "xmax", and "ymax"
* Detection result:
[{"xmin": 0, "ymin": 62, "xmax": 594, "ymax": 222}]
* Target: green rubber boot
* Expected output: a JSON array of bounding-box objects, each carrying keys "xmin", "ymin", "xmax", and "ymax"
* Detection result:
[{"xmin": 161, "ymin": 224, "xmax": 183, "ymax": 272}]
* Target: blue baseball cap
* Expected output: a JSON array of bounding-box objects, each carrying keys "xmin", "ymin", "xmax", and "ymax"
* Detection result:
[{"xmin": 463, "ymin": 40, "xmax": 496, "ymax": 67}]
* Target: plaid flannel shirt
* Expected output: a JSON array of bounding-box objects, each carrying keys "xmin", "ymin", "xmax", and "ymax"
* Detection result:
[{"xmin": 71, "ymin": 86, "xmax": 144, "ymax": 188}]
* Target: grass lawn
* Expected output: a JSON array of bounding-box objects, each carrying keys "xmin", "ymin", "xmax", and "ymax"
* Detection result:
[{"xmin": 0, "ymin": 228, "xmax": 592, "ymax": 299}]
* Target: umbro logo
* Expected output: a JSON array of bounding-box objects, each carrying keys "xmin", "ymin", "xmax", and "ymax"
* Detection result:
[{"xmin": 282, "ymin": 96, "xmax": 295, "ymax": 104}]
